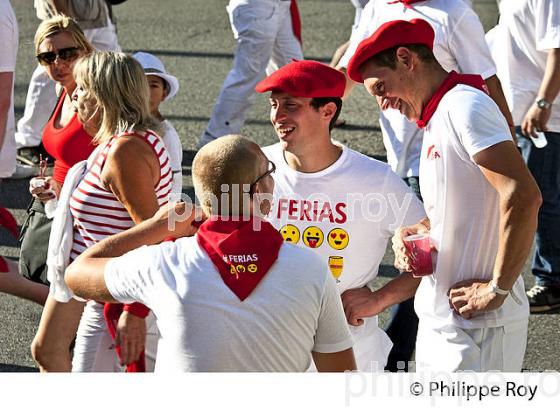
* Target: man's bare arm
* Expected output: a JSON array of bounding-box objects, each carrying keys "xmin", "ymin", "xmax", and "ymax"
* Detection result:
[
  {"xmin": 0, "ymin": 72, "xmax": 13, "ymax": 151},
  {"xmin": 312, "ymin": 348, "xmax": 357, "ymax": 372},
  {"xmin": 485, "ymin": 74, "xmax": 516, "ymax": 140},
  {"xmin": 449, "ymin": 141, "xmax": 541, "ymax": 318}
]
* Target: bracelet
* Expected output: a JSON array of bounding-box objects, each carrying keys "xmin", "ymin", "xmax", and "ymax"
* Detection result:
[{"xmin": 490, "ymin": 280, "xmax": 522, "ymax": 305}]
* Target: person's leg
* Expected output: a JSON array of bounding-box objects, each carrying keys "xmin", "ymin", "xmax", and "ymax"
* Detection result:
[
  {"xmin": 31, "ymin": 295, "xmax": 85, "ymax": 372},
  {"xmin": 15, "ymin": 65, "xmax": 56, "ymax": 151},
  {"xmin": 72, "ymin": 300, "xmax": 121, "ymax": 372},
  {"xmin": 267, "ymin": 1, "xmax": 303, "ymax": 74},
  {"xmin": 199, "ymin": 1, "xmax": 276, "ymax": 146},
  {"xmin": 518, "ymin": 130, "xmax": 560, "ymax": 312}
]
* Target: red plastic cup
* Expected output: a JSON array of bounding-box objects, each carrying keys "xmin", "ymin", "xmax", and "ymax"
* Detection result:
[{"xmin": 403, "ymin": 233, "xmax": 434, "ymax": 277}]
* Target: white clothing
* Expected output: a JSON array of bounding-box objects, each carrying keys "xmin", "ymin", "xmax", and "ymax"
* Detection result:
[
  {"xmin": 0, "ymin": 0, "xmax": 17, "ymax": 178},
  {"xmin": 160, "ymin": 120, "xmax": 183, "ymax": 194},
  {"xmin": 417, "ymin": 85, "xmax": 529, "ymax": 333},
  {"xmin": 339, "ymin": 0, "xmax": 495, "ymax": 177},
  {"xmin": 15, "ymin": 17, "xmax": 120, "ymax": 148},
  {"xmin": 199, "ymin": 0, "xmax": 302, "ymax": 146},
  {"xmin": 263, "ymin": 143, "xmax": 426, "ymax": 370},
  {"xmin": 72, "ymin": 300, "xmax": 158, "ymax": 372},
  {"xmin": 489, "ymin": 0, "xmax": 560, "ymax": 131},
  {"xmin": 415, "ymin": 319, "xmax": 528, "ymax": 372},
  {"xmin": 104, "ymin": 239, "xmax": 354, "ymax": 372}
]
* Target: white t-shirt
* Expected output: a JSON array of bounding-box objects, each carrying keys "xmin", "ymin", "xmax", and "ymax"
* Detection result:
[
  {"xmin": 105, "ymin": 238, "xmax": 353, "ymax": 372},
  {"xmin": 0, "ymin": 0, "xmax": 17, "ymax": 178},
  {"xmin": 339, "ymin": 0, "xmax": 495, "ymax": 177},
  {"xmin": 488, "ymin": 0, "xmax": 560, "ymax": 131},
  {"xmin": 417, "ymin": 84, "xmax": 529, "ymax": 330},
  {"xmin": 160, "ymin": 120, "xmax": 183, "ymax": 194},
  {"xmin": 263, "ymin": 143, "xmax": 426, "ymax": 370}
]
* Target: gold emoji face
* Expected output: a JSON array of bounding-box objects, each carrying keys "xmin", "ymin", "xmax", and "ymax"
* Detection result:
[
  {"xmin": 302, "ymin": 226, "xmax": 324, "ymax": 248},
  {"xmin": 327, "ymin": 227, "xmax": 349, "ymax": 250},
  {"xmin": 247, "ymin": 264, "xmax": 258, "ymax": 273},
  {"xmin": 236, "ymin": 265, "xmax": 246, "ymax": 273},
  {"xmin": 279, "ymin": 224, "xmax": 300, "ymax": 243}
]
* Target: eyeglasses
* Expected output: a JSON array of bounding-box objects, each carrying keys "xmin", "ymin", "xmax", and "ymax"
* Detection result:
[
  {"xmin": 250, "ymin": 160, "xmax": 275, "ymax": 194},
  {"xmin": 36, "ymin": 47, "xmax": 80, "ymax": 66}
]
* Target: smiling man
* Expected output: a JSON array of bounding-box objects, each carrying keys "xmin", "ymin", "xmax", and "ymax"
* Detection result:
[
  {"xmin": 255, "ymin": 60, "xmax": 426, "ymax": 371},
  {"xmin": 346, "ymin": 19, "xmax": 542, "ymax": 371}
]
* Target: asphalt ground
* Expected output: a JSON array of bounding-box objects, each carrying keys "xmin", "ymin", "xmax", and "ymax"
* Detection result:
[{"xmin": 0, "ymin": 0, "xmax": 558, "ymax": 372}]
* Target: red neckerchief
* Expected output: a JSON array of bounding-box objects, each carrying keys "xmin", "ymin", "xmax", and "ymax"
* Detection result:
[
  {"xmin": 387, "ymin": 0, "xmax": 425, "ymax": 8},
  {"xmin": 416, "ymin": 71, "xmax": 488, "ymax": 128},
  {"xmin": 197, "ymin": 217, "xmax": 284, "ymax": 301},
  {"xmin": 0, "ymin": 208, "xmax": 18, "ymax": 272},
  {"xmin": 290, "ymin": 0, "xmax": 302, "ymax": 44},
  {"xmin": 103, "ymin": 303, "xmax": 146, "ymax": 372}
]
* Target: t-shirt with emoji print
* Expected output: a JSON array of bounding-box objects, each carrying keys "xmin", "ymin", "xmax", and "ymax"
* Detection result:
[{"xmin": 263, "ymin": 142, "xmax": 426, "ymax": 370}]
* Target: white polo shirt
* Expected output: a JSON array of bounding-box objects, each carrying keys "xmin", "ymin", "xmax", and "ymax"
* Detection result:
[{"xmin": 417, "ymin": 84, "xmax": 529, "ymax": 330}]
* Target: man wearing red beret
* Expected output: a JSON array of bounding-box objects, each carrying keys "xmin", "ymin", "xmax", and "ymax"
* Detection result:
[
  {"xmin": 256, "ymin": 59, "xmax": 427, "ymax": 371},
  {"xmin": 336, "ymin": 0, "xmax": 516, "ymax": 372},
  {"xmin": 345, "ymin": 18, "xmax": 542, "ymax": 372}
]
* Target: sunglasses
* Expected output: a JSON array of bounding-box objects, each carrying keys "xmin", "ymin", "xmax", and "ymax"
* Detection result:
[
  {"xmin": 36, "ymin": 47, "xmax": 80, "ymax": 66},
  {"xmin": 250, "ymin": 160, "xmax": 276, "ymax": 194}
]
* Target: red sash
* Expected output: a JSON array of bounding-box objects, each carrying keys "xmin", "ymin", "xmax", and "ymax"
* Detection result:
[
  {"xmin": 417, "ymin": 71, "xmax": 488, "ymax": 129},
  {"xmin": 290, "ymin": 0, "xmax": 302, "ymax": 44},
  {"xmin": 196, "ymin": 217, "xmax": 283, "ymax": 301}
]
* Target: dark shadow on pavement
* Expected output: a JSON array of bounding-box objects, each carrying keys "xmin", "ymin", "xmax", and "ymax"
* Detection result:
[{"xmin": 0, "ymin": 363, "xmax": 38, "ymax": 372}]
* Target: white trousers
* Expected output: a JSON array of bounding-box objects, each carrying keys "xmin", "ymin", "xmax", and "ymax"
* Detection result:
[
  {"xmin": 72, "ymin": 300, "xmax": 159, "ymax": 372},
  {"xmin": 15, "ymin": 22, "xmax": 120, "ymax": 148},
  {"xmin": 415, "ymin": 319, "xmax": 528, "ymax": 372},
  {"xmin": 199, "ymin": 0, "xmax": 302, "ymax": 146}
]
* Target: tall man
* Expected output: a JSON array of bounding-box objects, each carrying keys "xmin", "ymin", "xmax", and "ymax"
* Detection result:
[
  {"xmin": 66, "ymin": 135, "xmax": 356, "ymax": 372},
  {"xmin": 345, "ymin": 19, "xmax": 542, "ymax": 371},
  {"xmin": 335, "ymin": 0, "xmax": 516, "ymax": 369},
  {"xmin": 488, "ymin": 0, "xmax": 560, "ymax": 313},
  {"xmin": 255, "ymin": 60, "xmax": 426, "ymax": 371}
]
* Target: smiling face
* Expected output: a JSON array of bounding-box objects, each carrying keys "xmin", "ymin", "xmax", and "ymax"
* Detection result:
[
  {"xmin": 302, "ymin": 226, "xmax": 324, "ymax": 248},
  {"xmin": 38, "ymin": 31, "xmax": 84, "ymax": 88},
  {"xmin": 327, "ymin": 227, "xmax": 349, "ymax": 250},
  {"xmin": 360, "ymin": 53, "xmax": 421, "ymax": 122},
  {"xmin": 269, "ymin": 92, "xmax": 327, "ymax": 150}
]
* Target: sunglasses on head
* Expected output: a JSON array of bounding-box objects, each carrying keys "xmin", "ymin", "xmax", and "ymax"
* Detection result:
[{"xmin": 36, "ymin": 47, "xmax": 80, "ymax": 66}]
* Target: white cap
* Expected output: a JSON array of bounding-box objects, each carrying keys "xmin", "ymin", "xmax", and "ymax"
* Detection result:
[{"xmin": 133, "ymin": 52, "xmax": 180, "ymax": 101}]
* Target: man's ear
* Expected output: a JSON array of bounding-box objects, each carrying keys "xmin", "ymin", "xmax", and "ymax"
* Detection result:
[
  {"xmin": 396, "ymin": 46, "xmax": 414, "ymax": 70},
  {"xmin": 322, "ymin": 101, "xmax": 338, "ymax": 122}
]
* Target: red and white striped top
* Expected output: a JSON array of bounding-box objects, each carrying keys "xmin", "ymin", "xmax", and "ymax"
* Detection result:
[{"xmin": 69, "ymin": 131, "xmax": 173, "ymax": 260}]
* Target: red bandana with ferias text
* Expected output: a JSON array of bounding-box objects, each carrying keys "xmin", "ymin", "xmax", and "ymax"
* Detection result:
[
  {"xmin": 416, "ymin": 71, "xmax": 488, "ymax": 129},
  {"xmin": 387, "ymin": 0, "xmax": 425, "ymax": 8},
  {"xmin": 197, "ymin": 217, "xmax": 284, "ymax": 301}
]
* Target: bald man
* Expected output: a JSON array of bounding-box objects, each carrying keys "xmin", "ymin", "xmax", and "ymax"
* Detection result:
[{"xmin": 65, "ymin": 135, "xmax": 356, "ymax": 372}]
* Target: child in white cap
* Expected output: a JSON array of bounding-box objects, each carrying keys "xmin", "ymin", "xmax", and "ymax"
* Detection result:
[{"xmin": 133, "ymin": 52, "xmax": 182, "ymax": 194}]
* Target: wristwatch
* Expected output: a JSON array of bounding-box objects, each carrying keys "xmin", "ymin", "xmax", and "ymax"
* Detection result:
[
  {"xmin": 489, "ymin": 280, "xmax": 510, "ymax": 296},
  {"xmin": 489, "ymin": 280, "xmax": 523, "ymax": 305},
  {"xmin": 536, "ymin": 98, "xmax": 552, "ymax": 110}
]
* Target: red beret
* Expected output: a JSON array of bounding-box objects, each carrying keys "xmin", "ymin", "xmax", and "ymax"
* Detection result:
[
  {"xmin": 255, "ymin": 60, "xmax": 345, "ymax": 98},
  {"xmin": 347, "ymin": 19, "xmax": 435, "ymax": 83}
]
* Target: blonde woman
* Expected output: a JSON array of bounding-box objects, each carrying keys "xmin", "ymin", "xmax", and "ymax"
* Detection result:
[{"xmin": 32, "ymin": 51, "xmax": 171, "ymax": 372}]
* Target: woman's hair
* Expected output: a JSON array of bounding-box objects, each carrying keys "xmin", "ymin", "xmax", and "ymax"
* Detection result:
[
  {"xmin": 73, "ymin": 51, "xmax": 159, "ymax": 144},
  {"xmin": 34, "ymin": 15, "xmax": 93, "ymax": 55}
]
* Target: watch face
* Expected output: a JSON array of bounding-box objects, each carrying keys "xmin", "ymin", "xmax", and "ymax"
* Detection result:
[{"xmin": 537, "ymin": 99, "xmax": 551, "ymax": 109}]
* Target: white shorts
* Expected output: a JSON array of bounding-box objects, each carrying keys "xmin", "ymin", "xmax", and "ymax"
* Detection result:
[{"xmin": 415, "ymin": 319, "xmax": 528, "ymax": 372}]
